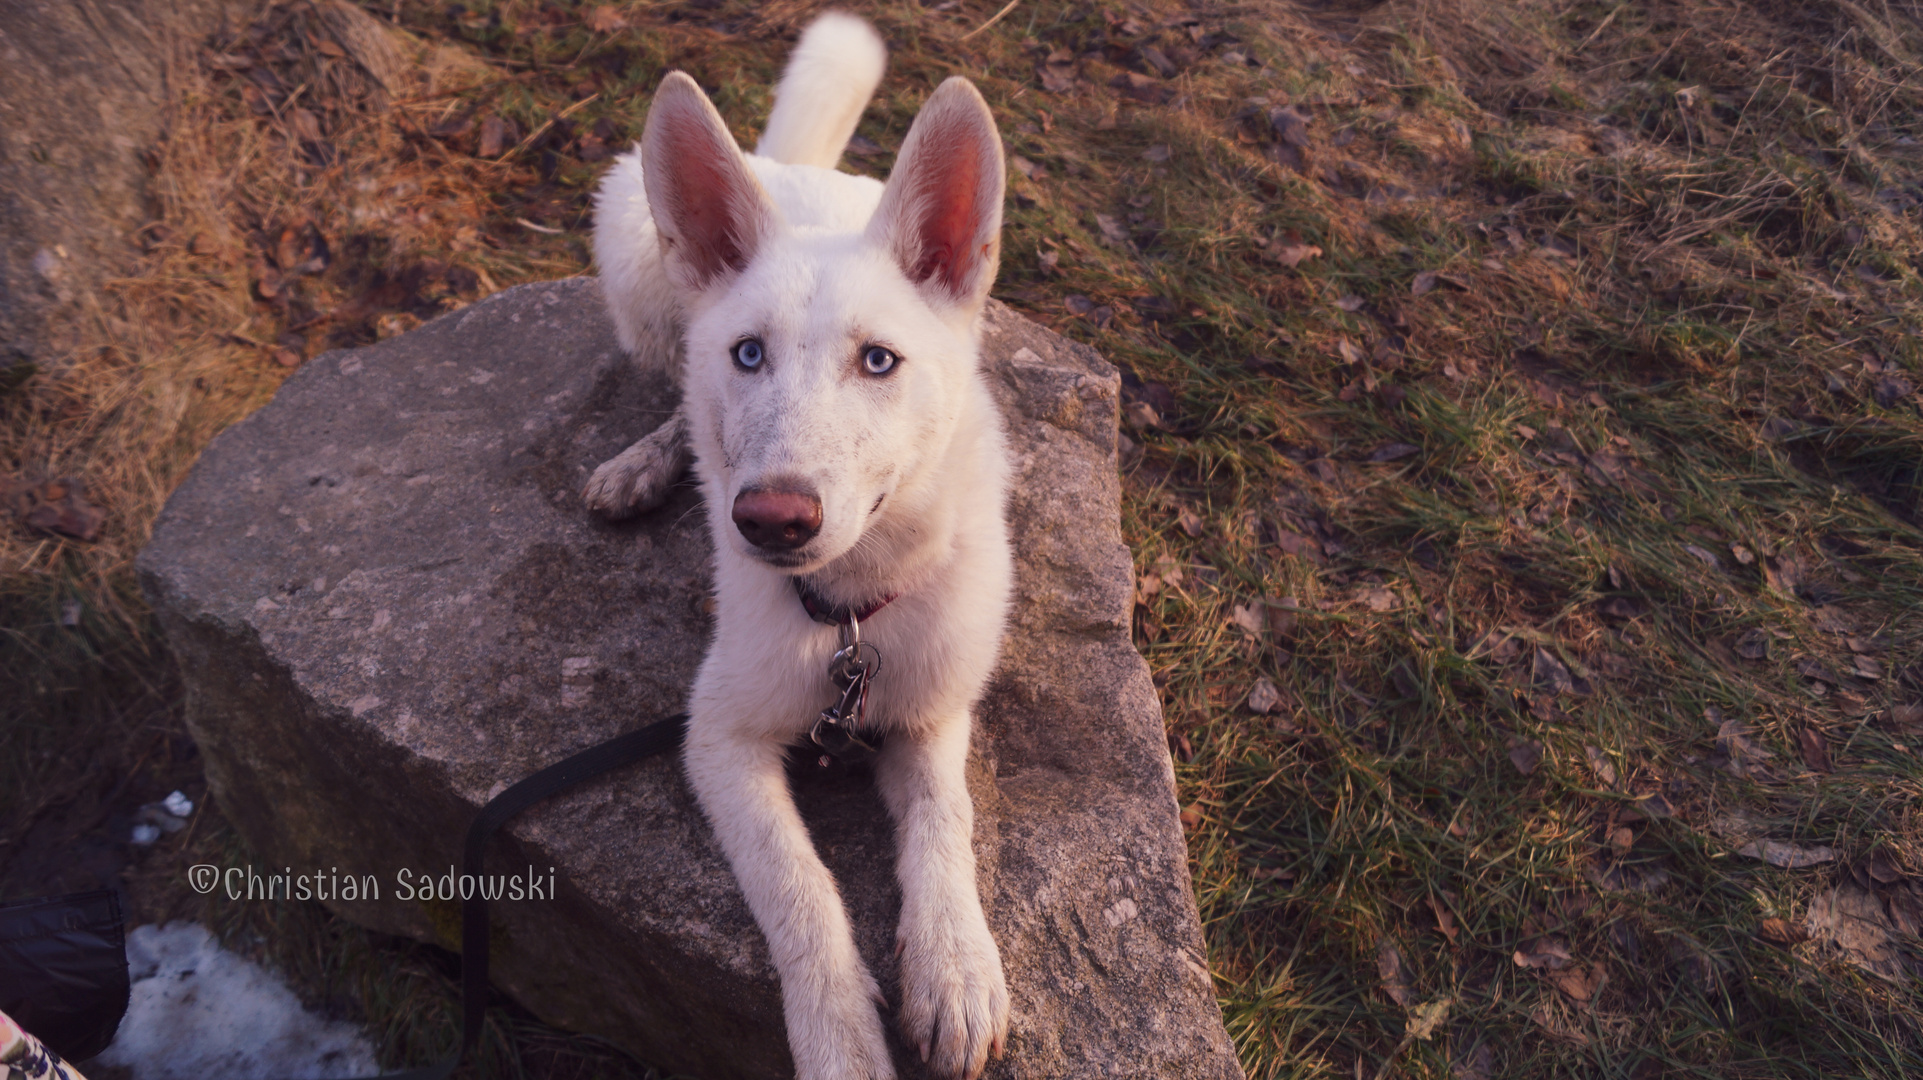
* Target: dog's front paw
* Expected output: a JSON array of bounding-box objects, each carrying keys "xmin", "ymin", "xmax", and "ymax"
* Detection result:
[
  {"xmin": 788, "ymin": 965, "xmax": 896, "ymax": 1080},
  {"xmin": 582, "ymin": 416, "xmax": 689, "ymax": 519},
  {"xmin": 898, "ymin": 912, "xmax": 1009, "ymax": 1080}
]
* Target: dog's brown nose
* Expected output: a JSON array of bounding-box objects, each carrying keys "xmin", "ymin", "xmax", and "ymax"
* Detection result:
[{"xmin": 732, "ymin": 488, "xmax": 823, "ymax": 551}]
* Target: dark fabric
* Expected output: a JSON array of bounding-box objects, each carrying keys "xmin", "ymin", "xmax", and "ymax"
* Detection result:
[{"xmin": 0, "ymin": 888, "xmax": 129, "ymax": 1062}]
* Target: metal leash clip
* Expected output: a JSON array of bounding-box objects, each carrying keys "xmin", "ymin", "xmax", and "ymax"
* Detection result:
[{"xmin": 810, "ymin": 609, "xmax": 883, "ymax": 766}]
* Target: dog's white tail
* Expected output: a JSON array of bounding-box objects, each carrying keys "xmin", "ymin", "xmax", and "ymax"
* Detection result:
[{"xmin": 755, "ymin": 12, "xmax": 886, "ymax": 169}]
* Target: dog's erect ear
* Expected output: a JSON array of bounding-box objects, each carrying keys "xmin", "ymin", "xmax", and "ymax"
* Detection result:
[
  {"xmin": 642, "ymin": 71, "xmax": 780, "ymax": 294},
  {"xmin": 866, "ymin": 77, "xmax": 1004, "ymax": 313}
]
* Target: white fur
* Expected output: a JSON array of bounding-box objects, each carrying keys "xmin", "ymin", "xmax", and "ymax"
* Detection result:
[
  {"xmin": 756, "ymin": 12, "xmax": 887, "ymax": 169},
  {"xmin": 589, "ymin": 16, "xmax": 1012, "ymax": 1080}
]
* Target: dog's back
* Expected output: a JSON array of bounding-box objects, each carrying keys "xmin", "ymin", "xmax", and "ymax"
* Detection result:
[{"xmin": 593, "ymin": 16, "xmax": 888, "ymax": 373}]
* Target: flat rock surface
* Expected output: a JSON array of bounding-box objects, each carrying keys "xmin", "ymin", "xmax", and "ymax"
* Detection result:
[{"xmin": 139, "ymin": 278, "xmax": 1242, "ymax": 1080}]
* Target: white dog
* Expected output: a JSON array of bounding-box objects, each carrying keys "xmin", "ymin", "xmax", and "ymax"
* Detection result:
[{"xmin": 588, "ymin": 13, "xmax": 1012, "ymax": 1080}]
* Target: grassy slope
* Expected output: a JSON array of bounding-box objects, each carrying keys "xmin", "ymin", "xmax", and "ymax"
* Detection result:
[{"xmin": 5, "ymin": 0, "xmax": 1923, "ymax": 1077}]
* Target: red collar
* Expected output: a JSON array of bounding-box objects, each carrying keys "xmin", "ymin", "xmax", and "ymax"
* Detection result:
[{"xmin": 794, "ymin": 579, "xmax": 897, "ymax": 626}]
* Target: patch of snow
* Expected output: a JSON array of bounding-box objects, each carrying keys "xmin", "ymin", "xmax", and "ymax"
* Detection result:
[{"xmin": 95, "ymin": 923, "xmax": 378, "ymax": 1080}]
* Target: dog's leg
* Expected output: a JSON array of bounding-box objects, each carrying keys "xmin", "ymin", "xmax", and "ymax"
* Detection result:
[
  {"xmin": 683, "ymin": 723, "xmax": 896, "ymax": 1080},
  {"xmin": 875, "ymin": 718, "xmax": 1009, "ymax": 1080},
  {"xmin": 583, "ymin": 405, "xmax": 690, "ymax": 519}
]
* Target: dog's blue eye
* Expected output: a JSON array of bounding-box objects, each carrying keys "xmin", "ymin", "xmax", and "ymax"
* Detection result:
[
  {"xmin": 732, "ymin": 339, "xmax": 764, "ymax": 370},
  {"xmin": 862, "ymin": 346, "xmax": 898, "ymax": 376}
]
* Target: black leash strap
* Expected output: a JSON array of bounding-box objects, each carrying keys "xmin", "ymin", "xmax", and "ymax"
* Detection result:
[{"xmin": 361, "ymin": 713, "xmax": 689, "ymax": 1080}]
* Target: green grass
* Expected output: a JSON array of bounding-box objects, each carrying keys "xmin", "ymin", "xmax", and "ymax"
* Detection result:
[{"xmin": 6, "ymin": 0, "xmax": 1923, "ymax": 1077}]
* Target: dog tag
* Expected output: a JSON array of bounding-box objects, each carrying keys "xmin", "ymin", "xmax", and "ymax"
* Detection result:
[{"xmin": 811, "ymin": 641, "xmax": 882, "ymax": 764}]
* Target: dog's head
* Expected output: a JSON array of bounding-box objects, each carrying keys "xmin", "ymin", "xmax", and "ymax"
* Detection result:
[{"xmin": 640, "ymin": 71, "xmax": 1004, "ymax": 572}]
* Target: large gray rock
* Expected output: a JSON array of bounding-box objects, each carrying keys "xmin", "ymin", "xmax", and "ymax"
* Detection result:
[{"xmin": 138, "ymin": 279, "xmax": 1242, "ymax": 1080}]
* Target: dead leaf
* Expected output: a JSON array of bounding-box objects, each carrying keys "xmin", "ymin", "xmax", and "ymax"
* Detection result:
[
  {"xmin": 1737, "ymin": 837, "xmax": 1836, "ymax": 868},
  {"xmin": 1036, "ymin": 249, "xmax": 1059, "ymax": 276},
  {"xmin": 1551, "ymin": 964, "xmax": 1606, "ymax": 1003},
  {"xmin": 240, "ymin": 81, "xmax": 272, "ymax": 115},
  {"xmin": 1266, "ymin": 241, "xmax": 1322, "ymax": 267},
  {"xmin": 1798, "ymin": 727, "xmax": 1833, "ymax": 773},
  {"xmin": 1859, "ymin": 854, "xmax": 1905, "ymax": 886},
  {"xmin": 1759, "ymin": 917, "xmax": 1809, "ymax": 946},
  {"xmin": 1534, "ymin": 648, "xmax": 1577, "ymax": 695},
  {"xmin": 1854, "ymin": 655, "xmax": 1884, "ymax": 680},
  {"xmin": 1598, "ymin": 597, "xmax": 1643, "ymax": 619},
  {"xmin": 1269, "ymin": 105, "xmax": 1310, "ymax": 147},
  {"xmin": 1094, "ymin": 213, "xmax": 1129, "ymax": 245},
  {"xmin": 1683, "ymin": 544, "xmax": 1721, "ymax": 569},
  {"xmin": 1356, "ymin": 585, "xmax": 1399, "ymax": 612},
  {"xmin": 1513, "ymin": 935, "xmax": 1573, "ymax": 970},
  {"xmin": 1797, "ymin": 658, "xmax": 1840, "ymax": 685},
  {"xmin": 1412, "ymin": 270, "xmax": 1437, "ymax": 296},
  {"xmin": 1366, "ymin": 442, "xmax": 1420, "ymax": 463},
  {"xmin": 1874, "ymin": 374, "xmax": 1915, "ymax": 407},
  {"xmin": 1734, "ymin": 629, "xmax": 1769, "ymax": 660},
  {"xmin": 1427, "ymin": 893, "xmax": 1459, "ymax": 944},
  {"xmin": 253, "ymin": 261, "xmax": 283, "ymax": 299},
  {"xmin": 1153, "ymin": 555, "xmax": 1185, "ymax": 588},
  {"xmin": 1764, "ymin": 551, "xmax": 1805, "ymax": 596},
  {"xmin": 1585, "ymin": 745, "xmax": 1618, "ymax": 787},
  {"xmin": 1335, "ymin": 294, "xmax": 1365, "ymax": 312},
  {"xmin": 1508, "ymin": 739, "xmax": 1543, "ymax": 776},
  {"xmin": 477, "ymin": 114, "xmax": 513, "ymax": 158},
  {"xmin": 288, "ymin": 106, "xmax": 322, "ymax": 142},
  {"xmin": 1807, "ymin": 882, "xmax": 1911, "ymax": 980},
  {"xmin": 1272, "ymin": 530, "xmax": 1326, "ymax": 565},
  {"xmin": 1010, "ymin": 155, "xmax": 1046, "ymax": 180},
  {"xmin": 1406, "ymin": 996, "xmax": 1452, "ymax": 1040},
  {"xmin": 7, "ymin": 477, "xmax": 106, "ymax": 541},
  {"xmin": 1141, "ymin": 143, "xmax": 1170, "ymax": 162},
  {"xmin": 1377, "ymin": 939, "xmax": 1414, "ymax": 1006},
  {"xmin": 1229, "ymin": 603, "xmax": 1266, "ymax": 637},
  {"xmin": 1177, "ymin": 506, "xmax": 1204, "ymax": 537},
  {"xmin": 586, "ymin": 5, "xmax": 627, "ymax": 32},
  {"xmin": 1812, "ymin": 606, "xmax": 1855, "ymax": 633},
  {"xmin": 1730, "ymin": 543, "xmax": 1755, "ymax": 565},
  {"xmin": 1248, "ymin": 677, "xmax": 1282, "ymax": 714},
  {"xmin": 1713, "ymin": 717, "xmax": 1777, "ymax": 780},
  {"xmin": 1039, "ymin": 63, "xmax": 1077, "ymax": 94},
  {"xmin": 1336, "ymin": 337, "xmax": 1363, "ymax": 365},
  {"xmin": 1179, "ymin": 802, "xmax": 1205, "ymax": 829},
  {"xmin": 1135, "ymin": 42, "xmax": 1176, "ymax": 76},
  {"xmin": 1123, "ymin": 400, "xmax": 1162, "ymax": 432}
]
